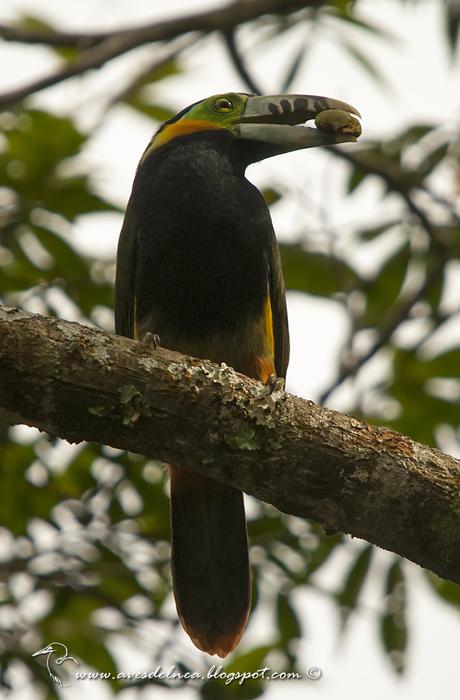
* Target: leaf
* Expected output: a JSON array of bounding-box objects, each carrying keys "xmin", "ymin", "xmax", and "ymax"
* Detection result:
[
  {"xmin": 336, "ymin": 544, "xmax": 373, "ymax": 630},
  {"xmin": 419, "ymin": 142, "xmax": 450, "ymax": 177},
  {"xmin": 326, "ymin": 5, "xmax": 400, "ymax": 44},
  {"xmin": 14, "ymin": 14, "xmax": 79, "ymax": 61},
  {"xmin": 125, "ymin": 96, "xmax": 174, "ymax": 123},
  {"xmin": 201, "ymin": 678, "xmax": 264, "ymax": 700},
  {"xmin": 445, "ymin": 1, "xmax": 460, "ymax": 53},
  {"xmin": 379, "ymin": 559, "xmax": 407, "ymax": 674},
  {"xmin": 305, "ymin": 531, "xmax": 344, "ymax": 578},
  {"xmin": 202, "ymin": 646, "xmax": 273, "ymax": 700},
  {"xmin": 276, "ymin": 592, "xmax": 302, "ymax": 644},
  {"xmin": 135, "ymin": 60, "xmax": 182, "ymax": 87},
  {"xmin": 425, "ymin": 571, "xmax": 460, "ymax": 610},
  {"xmin": 13, "ymin": 14, "xmax": 56, "ymax": 34},
  {"xmin": 280, "ymin": 244, "xmax": 360, "ymax": 296},
  {"xmin": 4, "ymin": 110, "xmax": 87, "ymax": 182},
  {"xmin": 346, "ymin": 162, "xmax": 367, "ymax": 194},
  {"xmin": 39, "ymin": 175, "xmax": 121, "ymax": 221},
  {"xmin": 386, "ymin": 347, "xmax": 460, "ymax": 445},
  {"xmin": 355, "ymin": 220, "xmax": 399, "ymax": 242},
  {"xmin": 390, "ymin": 124, "xmax": 435, "ymax": 152},
  {"xmin": 261, "ymin": 188, "xmax": 282, "ymax": 206},
  {"xmin": 280, "ymin": 41, "xmax": 307, "ymax": 92},
  {"xmin": 30, "ymin": 226, "xmax": 113, "ymax": 314},
  {"xmin": 337, "ymin": 34, "xmax": 393, "ymax": 92},
  {"xmin": 224, "ymin": 645, "xmax": 273, "ymax": 674},
  {"xmin": 423, "ymin": 349, "xmax": 460, "ymax": 378},
  {"xmin": 363, "ymin": 242, "xmax": 411, "ymax": 327}
]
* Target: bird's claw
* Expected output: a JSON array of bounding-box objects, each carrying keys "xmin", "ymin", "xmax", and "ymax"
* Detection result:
[
  {"xmin": 142, "ymin": 332, "xmax": 160, "ymax": 349},
  {"xmin": 266, "ymin": 374, "xmax": 285, "ymax": 395}
]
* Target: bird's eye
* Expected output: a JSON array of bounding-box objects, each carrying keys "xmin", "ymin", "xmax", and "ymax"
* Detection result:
[{"xmin": 214, "ymin": 97, "xmax": 233, "ymax": 113}]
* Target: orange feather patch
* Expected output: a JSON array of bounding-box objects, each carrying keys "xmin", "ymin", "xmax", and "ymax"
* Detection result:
[{"xmin": 145, "ymin": 119, "xmax": 226, "ymax": 155}]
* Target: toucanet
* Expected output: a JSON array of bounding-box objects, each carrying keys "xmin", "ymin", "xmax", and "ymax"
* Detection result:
[{"xmin": 115, "ymin": 92, "xmax": 361, "ymax": 657}]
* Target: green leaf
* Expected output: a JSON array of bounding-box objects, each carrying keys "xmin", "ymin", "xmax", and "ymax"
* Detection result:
[
  {"xmin": 202, "ymin": 646, "xmax": 273, "ymax": 700},
  {"xmin": 355, "ymin": 220, "xmax": 399, "ymax": 242},
  {"xmin": 337, "ymin": 34, "xmax": 393, "ymax": 91},
  {"xmin": 14, "ymin": 14, "xmax": 79, "ymax": 60},
  {"xmin": 425, "ymin": 571, "xmax": 460, "ymax": 610},
  {"xmin": 281, "ymin": 41, "xmax": 307, "ymax": 92},
  {"xmin": 445, "ymin": 2, "xmax": 460, "ymax": 53},
  {"xmin": 13, "ymin": 14, "xmax": 56, "ymax": 34},
  {"xmin": 306, "ymin": 531, "xmax": 344, "ymax": 578},
  {"xmin": 125, "ymin": 96, "xmax": 174, "ymax": 123},
  {"xmin": 276, "ymin": 592, "xmax": 302, "ymax": 644},
  {"xmin": 363, "ymin": 242, "xmax": 411, "ymax": 327},
  {"xmin": 326, "ymin": 5, "xmax": 400, "ymax": 44},
  {"xmin": 419, "ymin": 142, "xmax": 450, "ymax": 177},
  {"xmin": 201, "ymin": 678, "xmax": 264, "ymax": 700},
  {"xmin": 135, "ymin": 60, "xmax": 182, "ymax": 87},
  {"xmin": 224, "ymin": 645, "xmax": 273, "ymax": 674},
  {"xmin": 261, "ymin": 188, "xmax": 282, "ymax": 206},
  {"xmin": 390, "ymin": 124, "xmax": 435, "ymax": 152},
  {"xmin": 346, "ymin": 162, "xmax": 367, "ymax": 194},
  {"xmin": 336, "ymin": 544, "xmax": 373, "ymax": 629},
  {"xmin": 386, "ymin": 347, "xmax": 460, "ymax": 444},
  {"xmin": 4, "ymin": 110, "xmax": 86, "ymax": 181},
  {"xmin": 38, "ymin": 175, "xmax": 120, "ymax": 221},
  {"xmin": 379, "ymin": 559, "xmax": 407, "ymax": 674},
  {"xmin": 280, "ymin": 244, "xmax": 360, "ymax": 296},
  {"xmin": 423, "ymin": 349, "xmax": 460, "ymax": 378}
]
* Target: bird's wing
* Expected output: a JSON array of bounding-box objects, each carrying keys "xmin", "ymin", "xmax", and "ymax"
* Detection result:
[
  {"xmin": 268, "ymin": 234, "xmax": 290, "ymax": 380},
  {"xmin": 114, "ymin": 203, "xmax": 138, "ymax": 339}
]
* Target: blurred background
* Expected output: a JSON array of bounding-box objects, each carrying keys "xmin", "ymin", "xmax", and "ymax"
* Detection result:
[{"xmin": 0, "ymin": 0, "xmax": 459, "ymax": 698}]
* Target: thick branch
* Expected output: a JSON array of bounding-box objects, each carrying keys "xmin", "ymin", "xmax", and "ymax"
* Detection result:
[{"xmin": 0, "ymin": 305, "xmax": 459, "ymax": 584}]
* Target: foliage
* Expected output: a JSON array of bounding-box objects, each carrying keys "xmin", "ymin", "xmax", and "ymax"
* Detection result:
[{"xmin": 0, "ymin": 1, "xmax": 459, "ymax": 698}]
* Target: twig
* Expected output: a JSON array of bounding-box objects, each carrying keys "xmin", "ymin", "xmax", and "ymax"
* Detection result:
[
  {"xmin": 222, "ymin": 29, "xmax": 262, "ymax": 94},
  {"xmin": 105, "ymin": 34, "xmax": 199, "ymax": 111},
  {"xmin": 318, "ymin": 144, "xmax": 457, "ymax": 404},
  {"xmin": 0, "ymin": 0, "xmax": 321, "ymax": 107},
  {"xmin": 319, "ymin": 253, "xmax": 445, "ymax": 405}
]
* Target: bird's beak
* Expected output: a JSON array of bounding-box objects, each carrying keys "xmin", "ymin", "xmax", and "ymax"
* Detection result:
[
  {"xmin": 234, "ymin": 94, "xmax": 361, "ymax": 157},
  {"xmin": 32, "ymin": 645, "xmax": 53, "ymax": 656}
]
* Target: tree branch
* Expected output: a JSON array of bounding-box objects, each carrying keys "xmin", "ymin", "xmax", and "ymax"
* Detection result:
[
  {"xmin": 319, "ymin": 145, "xmax": 457, "ymax": 404},
  {"xmin": 1, "ymin": 304, "xmax": 459, "ymax": 585},
  {"xmin": 0, "ymin": 0, "xmax": 322, "ymax": 107},
  {"xmin": 222, "ymin": 29, "xmax": 263, "ymax": 94}
]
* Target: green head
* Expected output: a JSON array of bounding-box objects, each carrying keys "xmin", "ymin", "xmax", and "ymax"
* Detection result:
[{"xmin": 185, "ymin": 92, "xmax": 249, "ymax": 127}]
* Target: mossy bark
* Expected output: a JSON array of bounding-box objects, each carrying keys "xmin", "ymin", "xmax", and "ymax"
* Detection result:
[{"xmin": 0, "ymin": 304, "xmax": 459, "ymax": 584}]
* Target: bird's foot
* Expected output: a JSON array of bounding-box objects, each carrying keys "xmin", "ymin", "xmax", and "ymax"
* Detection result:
[
  {"xmin": 142, "ymin": 331, "xmax": 160, "ymax": 349},
  {"xmin": 266, "ymin": 374, "xmax": 285, "ymax": 395}
]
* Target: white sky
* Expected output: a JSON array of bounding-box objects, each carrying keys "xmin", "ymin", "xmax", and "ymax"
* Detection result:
[{"xmin": 0, "ymin": 1, "xmax": 459, "ymax": 698}]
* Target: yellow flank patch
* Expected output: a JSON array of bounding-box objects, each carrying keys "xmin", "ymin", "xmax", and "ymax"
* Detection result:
[
  {"xmin": 144, "ymin": 119, "xmax": 226, "ymax": 158},
  {"xmin": 264, "ymin": 295, "xmax": 275, "ymax": 360}
]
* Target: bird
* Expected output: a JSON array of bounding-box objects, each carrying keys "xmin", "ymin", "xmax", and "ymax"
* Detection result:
[
  {"xmin": 32, "ymin": 642, "xmax": 79, "ymax": 686},
  {"xmin": 115, "ymin": 92, "xmax": 360, "ymax": 657}
]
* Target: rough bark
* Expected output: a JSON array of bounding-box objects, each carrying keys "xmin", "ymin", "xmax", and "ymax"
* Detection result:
[{"xmin": 0, "ymin": 304, "xmax": 459, "ymax": 584}]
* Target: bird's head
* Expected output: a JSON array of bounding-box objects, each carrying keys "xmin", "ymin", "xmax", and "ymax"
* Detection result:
[
  {"xmin": 32, "ymin": 643, "xmax": 58, "ymax": 657},
  {"xmin": 143, "ymin": 91, "xmax": 361, "ymax": 165}
]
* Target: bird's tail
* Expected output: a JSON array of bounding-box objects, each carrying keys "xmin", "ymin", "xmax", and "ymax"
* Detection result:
[{"xmin": 169, "ymin": 465, "xmax": 251, "ymax": 657}]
